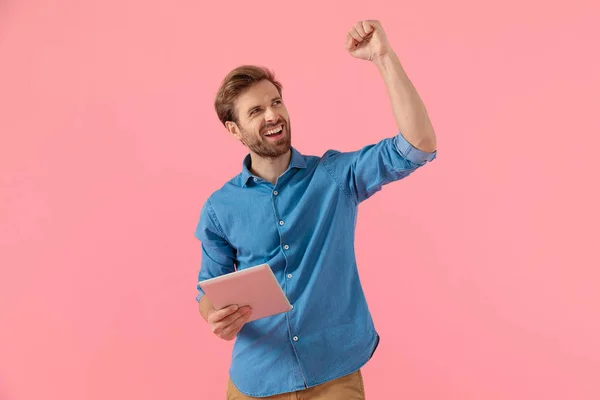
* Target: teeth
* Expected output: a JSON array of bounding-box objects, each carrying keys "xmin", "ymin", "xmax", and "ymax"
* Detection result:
[{"xmin": 265, "ymin": 126, "xmax": 283, "ymax": 136}]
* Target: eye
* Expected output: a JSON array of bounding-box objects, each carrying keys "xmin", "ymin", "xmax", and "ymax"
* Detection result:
[{"xmin": 273, "ymin": 100, "xmax": 282, "ymax": 106}]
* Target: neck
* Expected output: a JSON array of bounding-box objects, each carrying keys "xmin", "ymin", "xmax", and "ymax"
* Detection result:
[{"xmin": 249, "ymin": 149, "xmax": 292, "ymax": 185}]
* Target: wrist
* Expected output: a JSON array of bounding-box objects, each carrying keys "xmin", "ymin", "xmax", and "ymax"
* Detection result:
[
  {"xmin": 199, "ymin": 295, "xmax": 215, "ymax": 321},
  {"xmin": 372, "ymin": 50, "xmax": 398, "ymax": 68}
]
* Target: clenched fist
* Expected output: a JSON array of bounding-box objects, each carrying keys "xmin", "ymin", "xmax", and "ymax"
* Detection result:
[
  {"xmin": 207, "ymin": 304, "xmax": 252, "ymax": 341},
  {"xmin": 345, "ymin": 20, "xmax": 391, "ymax": 61}
]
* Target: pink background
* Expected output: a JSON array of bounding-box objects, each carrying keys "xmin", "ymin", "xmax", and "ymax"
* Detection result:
[{"xmin": 1, "ymin": 0, "xmax": 599, "ymax": 399}]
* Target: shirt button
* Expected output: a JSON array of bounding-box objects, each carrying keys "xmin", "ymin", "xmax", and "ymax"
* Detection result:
[
  {"xmin": 290, "ymin": 304, "xmax": 294, "ymax": 309},
  {"xmin": 273, "ymin": 190, "xmax": 279, "ymax": 196},
  {"xmin": 283, "ymin": 244, "xmax": 290, "ymax": 250},
  {"xmin": 253, "ymin": 177, "xmax": 258, "ymax": 182},
  {"xmin": 293, "ymin": 336, "xmax": 299, "ymax": 342},
  {"xmin": 287, "ymin": 273, "xmax": 293, "ymax": 279},
  {"xmin": 279, "ymin": 220, "xmax": 285, "ymax": 226}
]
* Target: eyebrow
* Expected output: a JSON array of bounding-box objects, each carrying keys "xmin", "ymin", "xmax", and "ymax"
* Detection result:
[{"xmin": 247, "ymin": 97, "xmax": 282, "ymax": 116}]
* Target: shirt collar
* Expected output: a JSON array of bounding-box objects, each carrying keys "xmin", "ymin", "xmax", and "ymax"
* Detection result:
[{"xmin": 241, "ymin": 147, "xmax": 307, "ymax": 187}]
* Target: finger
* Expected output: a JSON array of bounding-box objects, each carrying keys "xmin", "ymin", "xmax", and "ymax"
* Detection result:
[
  {"xmin": 211, "ymin": 309, "xmax": 244, "ymax": 336},
  {"xmin": 208, "ymin": 304, "xmax": 239, "ymax": 323},
  {"xmin": 362, "ymin": 20, "xmax": 376, "ymax": 35},
  {"xmin": 221, "ymin": 309, "xmax": 251, "ymax": 339},
  {"xmin": 216, "ymin": 307, "xmax": 249, "ymax": 328},
  {"xmin": 216, "ymin": 305, "xmax": 251, "ymax": 327},
  {"xmin": 227, "ymin": 311, "xmax": 250, "ymax": 335},
  {"xmin": 348, "ymin": 28, "xmax": 362, "ymax": 44},
  {"xmin": 354, "ymin": 22, "xmax": 367, "ymax": 38},
  {"xmin": 345, "ymin": 33, "xmax": 357, "ymax": 51}
]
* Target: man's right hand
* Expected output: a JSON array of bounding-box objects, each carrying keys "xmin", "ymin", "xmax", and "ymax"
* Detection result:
[{"xmin": 207, "ymin": 304, "xmax": 252, "ymax": 341}]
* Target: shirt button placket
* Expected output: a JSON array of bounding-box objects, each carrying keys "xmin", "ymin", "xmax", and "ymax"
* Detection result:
[{"xmin": 274, "ymin": 191, "xmax": 296, "ymax": 321}]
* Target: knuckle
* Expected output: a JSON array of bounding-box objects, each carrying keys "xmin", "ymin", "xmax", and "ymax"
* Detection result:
[{"xmin": 208, "ymin": 312, "xmax": 219, "ymax": 322}]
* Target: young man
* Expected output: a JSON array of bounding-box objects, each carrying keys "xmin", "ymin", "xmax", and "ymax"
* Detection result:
[{"xmin": 195, "ymin": 20, "xmax": 437, "ymax": 399}]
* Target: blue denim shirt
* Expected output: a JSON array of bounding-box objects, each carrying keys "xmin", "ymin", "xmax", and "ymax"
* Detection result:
[{"xmin": 195, "ymin": 132, "xmax": 436, "ymax": 397}]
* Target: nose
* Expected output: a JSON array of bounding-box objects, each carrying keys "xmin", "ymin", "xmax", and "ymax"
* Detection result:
[{"xmin": 264, "ymin": 107, "xmax": 278, "ymax": 123}]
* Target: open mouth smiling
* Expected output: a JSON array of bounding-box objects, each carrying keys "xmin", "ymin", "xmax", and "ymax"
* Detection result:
[{"xmin": 263, "ymin": 124, "xmax": 284, "ymax": 139}]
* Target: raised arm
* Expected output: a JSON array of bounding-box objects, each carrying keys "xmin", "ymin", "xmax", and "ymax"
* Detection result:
[
  {"xmin": 346, "ymin": 20, "xmax": 437, "ymax": 153},
  {"xmin": 322, "ymin": 20, "xmax": 437, "ymax": 205}
]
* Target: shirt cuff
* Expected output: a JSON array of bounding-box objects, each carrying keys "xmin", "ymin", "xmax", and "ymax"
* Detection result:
[
  {"xmin": 196, "ymin": 285, "xmax": 206, "ymax": 302},
  {"xmin": 394, "ymin": 131, "xmax": 437, "ymax": 165}
]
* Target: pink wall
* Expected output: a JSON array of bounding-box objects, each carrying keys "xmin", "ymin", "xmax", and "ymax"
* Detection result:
[{"xmin": 1, "ymin": 1, "xmax": 599, "ymax": 399}]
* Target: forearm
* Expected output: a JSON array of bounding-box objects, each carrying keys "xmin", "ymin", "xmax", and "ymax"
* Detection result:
[
  {"xmin": 198, "ymin": 295, "xmax": 215, "ymax": 322},
  {"xmin": 373, "ymin": 51, "xmax": 437, "ymax": 153}
]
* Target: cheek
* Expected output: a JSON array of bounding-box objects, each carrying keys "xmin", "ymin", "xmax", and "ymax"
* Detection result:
[
  {"xmin": 241, "ymin": 122, "xmax": 262, "ymax": 140},
  {"xmin": 252, "ymin": 121, "xmax": 264, "ymax": 136},
  {"xmin": 239, "ymin": 119, "xmax": 257, "ymax": 133}
]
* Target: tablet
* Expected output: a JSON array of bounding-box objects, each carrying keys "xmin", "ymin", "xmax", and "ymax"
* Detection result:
[{"xmin": 198, "ymin": 264, "xmax": 292, "ymax": 322}]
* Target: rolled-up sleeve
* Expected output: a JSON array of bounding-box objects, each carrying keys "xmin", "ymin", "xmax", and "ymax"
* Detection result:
[
  {"xmin": 194, "ymin": 199, "xmax": 236, "ymax": 302},
  {"xmin": 322, "ymin": 131, "xmax": 437, "ymax": 204}
]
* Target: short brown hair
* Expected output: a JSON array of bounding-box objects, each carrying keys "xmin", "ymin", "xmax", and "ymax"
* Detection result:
[{"xmin": 214, "ymin": 65, "xmax": 283, "ymax": 126}]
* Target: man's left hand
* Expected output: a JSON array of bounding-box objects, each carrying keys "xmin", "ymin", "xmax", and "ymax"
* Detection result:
[{"xmin": 345, "ymin": 20, "xmax": 392, "ymax": 62}]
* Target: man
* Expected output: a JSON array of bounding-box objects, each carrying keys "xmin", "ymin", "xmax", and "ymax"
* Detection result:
[{"xmin": 195, "ymin": 20, "xmax": 437, "ymax": 399}]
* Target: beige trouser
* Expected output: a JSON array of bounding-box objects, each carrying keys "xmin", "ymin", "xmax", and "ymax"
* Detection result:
[{"xmin": 226, "ymin": 370, "xmax": 366, "ymax": 400}]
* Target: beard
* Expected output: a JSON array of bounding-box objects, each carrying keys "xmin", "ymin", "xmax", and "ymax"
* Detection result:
[{"xmin": 239, "ymin": 118, "xmax": 292, "ymax": 159}]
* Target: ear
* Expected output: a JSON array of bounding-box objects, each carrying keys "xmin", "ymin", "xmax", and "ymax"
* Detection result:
[{"xmin": 225, "ymin": 121, "xmax": 242, "ymax": 141}]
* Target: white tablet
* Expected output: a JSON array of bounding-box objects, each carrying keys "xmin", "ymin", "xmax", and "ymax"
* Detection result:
[{"xmin": 198, "ymin": 264, "xmax": 292, "ymax": 322}]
